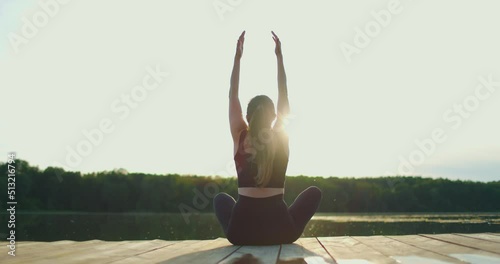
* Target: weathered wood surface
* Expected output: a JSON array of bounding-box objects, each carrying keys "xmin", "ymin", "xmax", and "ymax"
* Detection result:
[{"xmin": 1, "ymin": 233, "xmax": 500, "ymax": 263}]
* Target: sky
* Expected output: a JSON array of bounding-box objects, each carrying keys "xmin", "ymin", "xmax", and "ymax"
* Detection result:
[{"xmin": 1, "ymin": 0, "xmax": 499, "ymax": 182}]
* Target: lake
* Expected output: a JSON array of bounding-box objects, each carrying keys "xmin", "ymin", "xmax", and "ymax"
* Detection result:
[{"xmin": 1, "ymin": 212, "xmax": 499, "ymax": 241}]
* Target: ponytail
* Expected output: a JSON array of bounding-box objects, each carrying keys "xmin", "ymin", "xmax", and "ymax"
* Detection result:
[{"xmin": 248, "ymin": 105, "xmax": 276, "ymax": 187}]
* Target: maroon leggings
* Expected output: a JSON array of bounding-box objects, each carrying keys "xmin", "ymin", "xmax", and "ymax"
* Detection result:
[{"xmin": 213, "ymin": 186, "xmax": 322, "ymax": 245}]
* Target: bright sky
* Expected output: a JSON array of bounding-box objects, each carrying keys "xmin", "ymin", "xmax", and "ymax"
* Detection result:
[{"xmin": 1, "ymin": 0, "xmax": 499, "ymax": 181}]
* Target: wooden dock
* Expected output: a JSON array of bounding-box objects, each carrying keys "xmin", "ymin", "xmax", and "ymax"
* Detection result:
[{"xmin": 1, "ymin": 233, "xmax": 500, "ymax": 263}]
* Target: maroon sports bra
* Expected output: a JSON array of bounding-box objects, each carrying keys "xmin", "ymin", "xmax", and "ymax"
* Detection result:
[{"xmin": 234, "ymin": 129, "xmax": 289, "ymax": 188}]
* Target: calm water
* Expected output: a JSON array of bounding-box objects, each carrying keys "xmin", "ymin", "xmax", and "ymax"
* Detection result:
[{"xmin": 1, "ymin": 212, "xmax": 499, "ymax": 241}]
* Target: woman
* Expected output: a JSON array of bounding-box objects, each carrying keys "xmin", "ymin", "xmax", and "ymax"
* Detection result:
[{"xmin": 213, "ymin": 31, "xmax": 322, "ymax": 245}]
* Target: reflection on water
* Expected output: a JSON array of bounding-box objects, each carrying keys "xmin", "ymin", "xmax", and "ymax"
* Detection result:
[
  {"xmin": 0, "ymin": 212, "xmax": 498, "ymax": 241},
  {"xmin": 449, "ymin": 254, "xmax": 500, "ymax": 264},
  {"xmin": 312, "ymin": 212, "xmax": 500, "ymax": 224}
]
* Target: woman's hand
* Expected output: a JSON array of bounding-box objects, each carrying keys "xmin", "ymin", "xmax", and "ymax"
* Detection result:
[
  {"xmin": 235, "ymin": 31, "xmax": 245, "ymax": 60},
  {"xmin": 229, "ymin": 31, "xmax": 246, "ymax": 140},
  {"xmin": 271, "ymin": 31, "xmax": 282, "ymax": 58}
]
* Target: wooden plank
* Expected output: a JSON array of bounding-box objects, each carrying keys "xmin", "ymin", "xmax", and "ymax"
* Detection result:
[
  {"xmin": 354, "ymin": 235, "xmax": 464, "ymax": 264},
  {"xmin": 13, "ymin": 239, "xmax": 174, "ymax": 264},
  {"xmin": 448, "ymin": 254, "xmax": 500, "ymax": 264},
  {"xmin": 19, "ymin": 240, "xmax": 104, "ymax": 257},
  {"xmin": 58, "ymin": 239, "xmax": 177, "ymax": 263},
  {"xmin": 422, "ymin": 234, "xmax": 500, "ymax": 254},
  {"xmin": 109, "ymin": 239, "xmax": 233, "ymax": 263},
  {"xmin": 454, "ymin": 233, "xmax": 500, "ymax": 243},
  {"xmin": 0, "ymin": 241, "xmax": 44, "ymax": 246},
  {"xmin": 0, "ymin": 240, "xmax": 112, "ymax": 263},
  {"xmin": 2, "ymin": 233, "xmax": 499, "ymax": 263},
  {"xmin": 41, "ymin": 240, "xmax": 146, "ymax": 264},
  {"xmin": 390, "ymin": 234, "xmax": 500, "ymax": 261},
  {"xmin": 26, "ymin": 240, "xmax": 140, "ymax": 264},
  {"xmin": 317, "ymin": 236, "xmax": 394, "ymax": 264},
  {"xmin": 220, "ymin": 244, "xmax": 280, "ymax": 264},
  {"xmin": 166, "ymin": 238, "xmax": 238, "ymax": 264},
  {"xmin": 279, "ymin": 238, "xmax": 335, "ymax": 263},
  {"xmin": 0, "ymin": 241, "xmax": 62, "ymax": 259},
  {"xmin": 0, "ymin": 240, "xmax": 122, "ymax": 264}
]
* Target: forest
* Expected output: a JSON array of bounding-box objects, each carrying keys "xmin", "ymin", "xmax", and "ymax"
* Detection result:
[{"xmin": 1, "ymin": 159, "xmax": 499, "ymax": 213}]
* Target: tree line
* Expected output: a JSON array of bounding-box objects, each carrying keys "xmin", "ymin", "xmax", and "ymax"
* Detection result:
[{"xmin": 1, "ymin": 159, "xmax": 499, "ymax": 213}]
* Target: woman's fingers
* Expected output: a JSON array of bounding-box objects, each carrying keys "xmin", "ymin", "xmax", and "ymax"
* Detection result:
[
  {"xmin": 239, "ymin": 31, "xmax": 245, "ymax": 42},
  {"xmin": 235, "ymin": 31, "xmax": 245, "ymax": 59},
  {"xmin": 237, "ymin": 31, "xmax": 245, "ymax": 51},
  {"xmin": 272, "ymin": 31, "xmax": 282, "ymax": 56},
  {"xmin": 271, "ymin": 31, "xmax": 280, "ymax": 45}
]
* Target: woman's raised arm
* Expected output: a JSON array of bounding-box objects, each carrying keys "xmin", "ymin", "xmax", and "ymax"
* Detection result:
[
  {"xmin": 272, "ymin": 31, "xmax": 290, "ymax": 133},
  {"xmin": 229, "ymin": 31, "xmax": 247, "ymax": 140}
]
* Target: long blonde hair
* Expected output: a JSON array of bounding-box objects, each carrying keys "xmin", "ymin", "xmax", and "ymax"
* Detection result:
[{"xmin": 246, "ymin": 95, "xmax": 277, "ymax": 187}]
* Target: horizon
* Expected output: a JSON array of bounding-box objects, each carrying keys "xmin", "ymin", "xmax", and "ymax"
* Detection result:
[
  {"xmin": 1, "ymin": 0, "xmax": 499, "ymax": 182},
  {"xmin": 5, "ymin": 158, "xmax": 499, "ymax": 183}
]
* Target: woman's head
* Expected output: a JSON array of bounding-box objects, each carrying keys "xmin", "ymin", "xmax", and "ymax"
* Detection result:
[
  {"xmin": 246, "ymin": 95, "xmax": 276, "ymax": 126},
  {"xmin": 245, "ymin": 95, "xmax": 277, "ymax": 187}
]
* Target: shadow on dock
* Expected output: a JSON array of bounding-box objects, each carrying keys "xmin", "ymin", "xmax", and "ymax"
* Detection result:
[{"xmin": 163, "ymin": 243, "xmax": 326, "ymax": 264}]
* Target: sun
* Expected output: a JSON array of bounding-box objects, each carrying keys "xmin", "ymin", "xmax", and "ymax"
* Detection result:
[{"xmin": 272, "ymin": 112, "xmax": 295, "ymax": 135}]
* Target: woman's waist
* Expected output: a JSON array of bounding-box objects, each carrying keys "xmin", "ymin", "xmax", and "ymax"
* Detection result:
[{"xmin": 238, "ymin": 187, "xmax": 284, "ymax": 198}]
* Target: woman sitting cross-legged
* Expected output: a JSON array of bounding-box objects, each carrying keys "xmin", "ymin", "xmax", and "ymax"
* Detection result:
[{"xmin": 213, "ymin": 31, "xmax": 322, "ymax": 246}]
